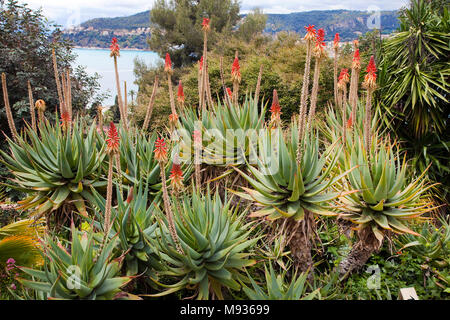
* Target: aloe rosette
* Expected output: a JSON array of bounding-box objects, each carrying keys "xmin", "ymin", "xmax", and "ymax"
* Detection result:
[
  {"xmin": 19, "ymin": 224, "xmax": 134, "ymax": 300},
  {"xmin": 150, "ymin": 189, "xmax": 258, "ymax": 300},
  {"xmin": 338, "ymin": 133, "xmax": 435, "ymax": 277},
  {"xmin": 0, "ymin": 119, "xmax": 106, "ymax": 220},
  {"xmin": 233, "ymin": 124, "xmax": 348, "ymax": 221}
]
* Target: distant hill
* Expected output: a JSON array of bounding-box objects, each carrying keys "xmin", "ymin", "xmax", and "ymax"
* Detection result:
[{"xmin": 63, "ymin": 9, "xmax": 399, "ymax": 49}]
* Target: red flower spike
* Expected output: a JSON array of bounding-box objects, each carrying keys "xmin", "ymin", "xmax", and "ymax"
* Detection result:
[
  {"xmin": 226, "ymin": 87, "xmax": 232, "ymax": 98},
  {"xmin": 110, "ymin": 37, "xmax": 120, "ymax": 57},
  {"xmin": 338, "ymin": 68, "xmax": 350, "ymax": 83},
  {"xmin": 333, "ymin": 33, "xmax": 340, "ymax": 49},
  {"xmin": 60, "ymin": 111, "xmax": 71, "ymax": 128},
  {"xmin": 231, "ymin": 57, "xmax": 241, "ymax": 83},
  {"xmin": 352, "ymin": 49, "xmax": 361, "ymax": 69},
  {"xmin": 199, "ymin": 56, "xmax": 203, "ymax": 71},
  {"xmin": 170, "ymin": 163, "xmax": 184, "ymax": 191},
  {"xmin": 346, "ymin": 115, "xmax": 353, "ymax": 129},
  {"xmin": 304, "ymin": 25, "xmax": 316, "ymax": 41},
  {"xmin": 154, "ymin": 138, "xmax": 168, "ymax": 163},
  {"xmin": 106, "ymin": 122, "xmax": 120, "ymax": 154},
  {"xmin": 366, "ymin": 56, "xmax": 377, "ymax": 74},
  {"xmin": 364, "ymin": 55, "xmax": 377, "ymax": 89},
  {"xmin": 177, "ymin": 81, "xmax": 185, "ymax": 103},
  {"xmin": 314, "ymin": 28, "xmax": 326, "ymax": 56},
  {"xmin": 270, "ymin": 90, "xmax": 282, "ymax": 116},
  {"xmin": 164, "ymin": 53, "xmax": 172, "ymax": 73},
  {"xmin": 202, "ymin": 18, "xmax": 210, "ymax": 32}
]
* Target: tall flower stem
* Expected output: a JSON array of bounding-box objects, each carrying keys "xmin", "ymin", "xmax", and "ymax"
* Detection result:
[
  {"xmin": 143, "ymin": 76, "xmax": 159, "ymax": 131},
  {"xmin": 124, "ymin": 81, "xmax": 128, "ymax": 118},
  {"xmin": 104, "ymin": 158, "xmax": 114, "ymax": 235},
  {"xmin": 307, "ymin": 57, "xmax": 322, "ymax": 131},
  {"xmin": 113, "ymin": 56, "xmax": 128, "ymax": 131},
  {"xmin": 297, "ymin": 39, "xmax": 313, "ymax": 163},
  {"xmin": 349, "ymin": 45, "xmax": 361, "ymax": 124},
  {"xmin": 333, "ymin": 49, "xmax": 339, "ymax": 107},
  {"xmin": 1, "ymin": 73, "xmax": 18, "ymax": 141},
  {"xmin": 167, "ymin": 73, "xmax": 176, "ymax": 116},
  {"xmin": 159, "ymin": 160, "xmax": 184, "ymax": 254},
  {"xmin": 364, "ymin": 88, "xmax": 374, "ymax": 154},
  {"xmin": 200, "ymin": 30, "xmax": 208, "ymax": 110},
  {"xmin": 52, "ymin": 48, "xmax": 64, "ymax": 114},
  {"xmin": 254, "ymin": 64, "xmax": 263, "ymax": 107},
  {"xmin": 27, "ymin": 80, "xmax": 37, "ymax": 131}
]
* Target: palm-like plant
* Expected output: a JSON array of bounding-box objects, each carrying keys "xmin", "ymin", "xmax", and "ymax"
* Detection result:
[
  {"xmin": 376, "ymin": 0, "xmax": 450, "ymax": 204},
  {"xmin": 338, "ymin": 132, "xmax": 435, "ymax": 278},
  {"xmin": 149, "ymin": 188, "xmax": 258, "ymax": 300},
  {"xmin": 243, "ymin": 264, "xmax": 319, "ymax": 300},
  {"xmin": 0, "ymin": 218, "xmax": 45, "ymax": 267},
  {"xmin": 233, "ymin": 123, "xmax": 350, "ymax": 273},
  {"xmin": 0, "ymin": 119, "xmax": 106, "ymax": 223},
  {"xmin": 19, "ymin": 224, "xmax": 134, "ymax": 300}
]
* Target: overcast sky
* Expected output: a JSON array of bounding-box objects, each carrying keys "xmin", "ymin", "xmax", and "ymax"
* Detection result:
[{"xmin": 18, "ymin": 0, "xmax": 409, "ymax": 27}]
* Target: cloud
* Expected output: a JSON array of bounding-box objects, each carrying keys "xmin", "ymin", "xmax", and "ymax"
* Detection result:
[{"xmin": 19, "ymin": 0, "xmax": 408, "ymax": 27}]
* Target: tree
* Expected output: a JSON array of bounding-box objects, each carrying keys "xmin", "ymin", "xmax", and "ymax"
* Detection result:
[
  {"xmin": 148, "ymin": 0, "xmax": 240, "ymax": 67},
  {"xmin": 375, "ymin": 0, "xmax": 450, "ymax": 206},
  {"xmin": 0, "ymin": 0, "xmax": 105, "ymax": 140},
  {"xmin": 238, "ymin": 8, "xmax": 267, "ymax": 42}
]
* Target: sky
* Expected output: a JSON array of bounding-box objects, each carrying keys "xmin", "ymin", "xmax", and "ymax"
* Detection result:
[{"xmin": 16, "ymin": 0, "xmax": 409, "ymax": 28}]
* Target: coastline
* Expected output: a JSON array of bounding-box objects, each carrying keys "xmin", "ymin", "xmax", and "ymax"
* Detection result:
[{"xmin": 74, "ymin": 46, "xmax": 151, "ymax": 52}]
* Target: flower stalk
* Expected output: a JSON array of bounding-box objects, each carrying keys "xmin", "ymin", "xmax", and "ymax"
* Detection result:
[
  {"xmin": 297, "ymin": 25, "xmax": 316, "ymax": 164},
  {"xmin": 1, "ymin": 73, "xmax": 18, "ymax": 141},
  {"xmin": 349, "ymin": 41, "xmax": 361, "ymax": 125},
  {"xmin": 110, "ymin": 38, "xmax": 128, "ymax": 131},
  {"xmin": 143, "ymin": 76, "xmax": 159, "ymax": 131},
  {"xmin": 307, "ymin": 28, "xmax": 326, "ymax": 132},
  {"xmin": 333, "ymin": 33, "xmax": 340, "ymax": 108},
  {"xmin": 231, "ymin": 51, "xmax": 241, "ymax": 106},
  {"xmin": 155, "ymin": 138, "xmax": 184, "ymax": 254},
  {"xmin": 27, "ymin": 80, "xmax": 37, "ymax": 131}
]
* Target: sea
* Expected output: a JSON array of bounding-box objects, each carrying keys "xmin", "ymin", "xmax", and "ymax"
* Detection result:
[{"xmin": 72, "ymin": 48, "xmax": 161, "ymax": 106}]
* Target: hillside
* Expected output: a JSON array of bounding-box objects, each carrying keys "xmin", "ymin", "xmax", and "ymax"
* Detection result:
[{"xmin": 62, "ymin": 9, "xmax": 399, "ymax": 49}]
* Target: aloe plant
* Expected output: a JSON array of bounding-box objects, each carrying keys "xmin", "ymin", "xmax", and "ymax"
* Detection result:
[
  {"xmin": 178, "ymin": 96, "xmax": 266, "ymax": 170},
  {"xmin": 89, "ymin": 179, "xmax": 163, "ymax": 277},
  {"xmin": 243, "ymin": 264, "xmax": 319, "ymax": 300},
  {"xmin": 233, "ymin": 123, "xmax": 349, "ymax": 273},
  {"xmin": 0, "ymin": 119, "xmax": 106, "ymax": 223},
  {"xmin": 397, "ymin": 217, "xmax": 449, "ymax": 269},
  {"xmin": 19, "ymin": 224, "xmax": 134, "ymax": 300},
  {"xmin": 149, "ymin": 188, "xmax": 258, "ymax": 300},
  {"xmin": 338, "ymin": 132, "xmax": 435, "ymax": 278}
]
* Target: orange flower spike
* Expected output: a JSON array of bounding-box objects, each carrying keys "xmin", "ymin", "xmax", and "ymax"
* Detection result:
[
  {"xmin": 110, "ymin": 37, "xmax": 120, "ymax": 58},
  {"xmin": 313, "ymin": 28, "xmax": 326, "ymax": 57},
  {"xmin": 364, "ymin": 55, "xmax": 377, "ymax": 89},
  {"xmin": 304, "ymin": 24, "xmax": 316, "ymax": 41},
  {"xmin": 199, "ymin": 56, "xmax": 203, "ymax": 71},
  {"xmin": 170, "ymin": 163, "xmax": 184, "ymax": 192},
  {"xmin": 154, "ymin": 138, "xmax": 168, "ymax": 163},
  {"xmin": 231, "ymin": 57, "xmax": 241, "ymax": 83},
  {"xmin": 164, "ymin": 53, "xmax": 173, "ymax": 74},
  {"xmin": 346, "ymin": 115, "xmax": 353, "ymax": 129},
  {"xmin": 106, "ymin": 122, "xmax": 120, "ymax": 154},
  {"xmin": 270, "ymin": 89, "xmax": 282, "ymax": 117},
  {"xmin": 177, "ymin": 81, "xmax": 185, "ymax": 104},
  {"xmin": 201, "ymin": 18, "xmax": 210, "ymax": 32},
  {"xmin": 60, "ymin": 111, "xmax": 71, "ymax": 128},
  {"xmin": 352, "ymin": 49, "xmax": 361, "ymax": 69},
  {"xmin": 338, "ymin": 68, "xmax": 350, "ymax": 83},
  {"xmin": 226, "ymin": 87, "xmax": 232, "ymax": 98},
  {"xmin": 168, "ymin": 112, "xmax": 179, "ymax": 126},
  {"xmin": 333, "ymin": 33, "xmax": 340, "ymax": 49}
]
